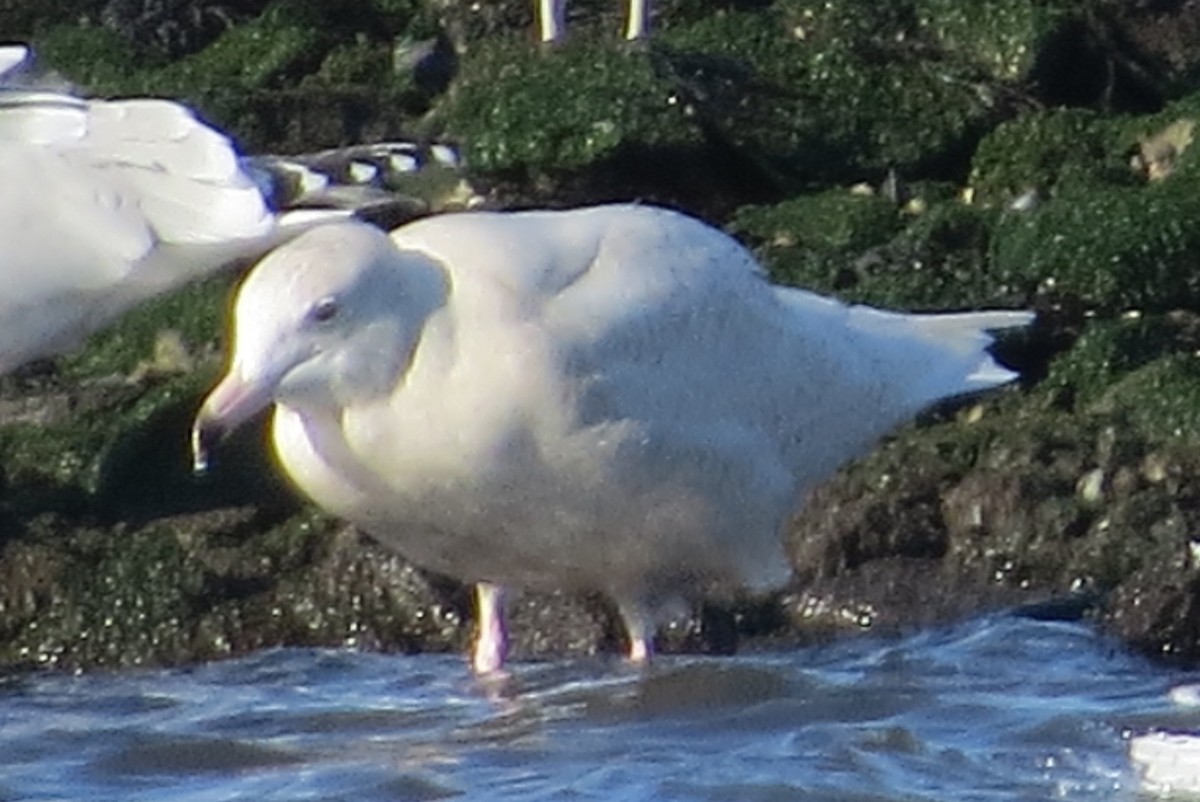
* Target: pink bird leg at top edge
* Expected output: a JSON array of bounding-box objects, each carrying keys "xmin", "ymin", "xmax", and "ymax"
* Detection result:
[{"xmin": 537, "ymin": 0, "xmax": 649, "ymax": 42}]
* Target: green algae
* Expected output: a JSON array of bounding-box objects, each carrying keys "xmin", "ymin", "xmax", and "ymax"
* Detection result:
[
  {"xmin": 1095, "ymin": 355, "xmax": 1200, "ymax": 440},
  {"xmin": 1044, "ymin": 316, "xmax": 1194, "ymax": 403},
  {"xmin": 59, "ymin": 277, "xmax": 232, "ymax": 381},
  {"xmin": 736, "ymin": 190, "xmax": 1027, "ymax": 311},
  {"xmin": 30, "ymin": 25, "xmax": 145, "ymax": 95},
  {"xmin": 440, "ymin": 36, "xmax": 701, "ymax": 175},
  {"xmin": 0, "ymin": 509, "xmax": 466, "ymax": 670},
  {"xmin": 442, "ymin": 2, "xmax": 1021, "ymax": 189},
  {"xmin": 732, "ymin": 189, "xmax": 902, "ymax": 300},
  {"xmin": 968, "ymin": 108, "xmax": 1133, "ymax": 203},
  {"xmin": 0, "ymin": 275, "xmax": 237, "ymax": 509},
  {"xmin": 991, "ymin": 177, "xmax": 1200, "ymax": 312},
  {"xmin": 735, "ymin": 189, "xmax": 903, "ymax": 256},
  {"xmin": 311, "ymin": 41, "xmax": 395, "ymax": 88},
  {"xmin": 660, "ymin": 6, "xmax": 1002, "ymax": 184},
  {"xmin": 915, "ymin": 0, "xmax": 1074, "ymax": 81},
  {"xmin": 27, "ymin": 0, "xmax": 434, "ymax": 151},
  {"xmin": 7, "ymin": 0, "xmax": 1200, "ymax": 670},
  {"xmin": 0, "ymin": 0, "xmax": 105, "ymax": 40}
]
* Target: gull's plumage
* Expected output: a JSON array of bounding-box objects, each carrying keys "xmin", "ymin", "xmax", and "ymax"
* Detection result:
[
  {"xmin": 0, "ymin": 44, "xmax": 350, "ymax": 374},
  {"xmin": 193, "ymin": 204, "xmax": 1033, "ymax": 671}
]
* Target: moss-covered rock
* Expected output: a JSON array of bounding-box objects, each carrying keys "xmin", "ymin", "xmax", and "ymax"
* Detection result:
[
  {"xmin": 441, "ymin": 38, "xmax": 702, "ymax": 175},
  {"xmin": 7, "ymin": 0, "xmax": 1200, "ymax": 673},
  {"xmin": 736, "ymin": 189, "xmax": 1032, "ymax": 311},
  {"xmin": 990, "ymin": 177, "xmax": 1200, "ymax": 313},
  {"xmin": 0, "ymin": 509, "xmax": 468, "ymax": 670},
  {"xmin": 734, "ymin": 189, "xmax": 903, "ymax": 257},
  {"xmin": 968, "ymin": 108, "xmax": 1132, "ymax": 204},
  {"xmin": 26, "ymin": 0, "xmax": 441, "ymax": 153},
  {"xmin": 784, "ymin": 398, "xmax": 1200, "ymax": 646},
  {"xmin": 660, "ymin": 6, "xmax": 1005, "ymax": 186},
  {"xmin": 915, "ymin": 0, "xmax": 1075, "ymax": 82}
]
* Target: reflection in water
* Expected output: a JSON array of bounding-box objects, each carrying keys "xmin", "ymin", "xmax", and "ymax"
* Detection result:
[{"xmin": 0, "ymin": 615, "xmax": 1195, "ymax": 800}]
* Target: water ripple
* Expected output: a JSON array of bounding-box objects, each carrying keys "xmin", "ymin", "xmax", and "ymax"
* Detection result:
[{"xmin": 0, "ymin": 614, "xmax": 1193, "ymax": 800}]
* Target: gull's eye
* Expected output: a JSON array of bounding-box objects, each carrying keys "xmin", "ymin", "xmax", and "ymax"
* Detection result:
[{"xmin": 310, "ymin": 296, "xmax": 340, "ymax": 324}]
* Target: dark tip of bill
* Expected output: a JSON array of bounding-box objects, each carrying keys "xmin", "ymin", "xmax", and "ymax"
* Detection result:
[{"xmin": 190, "ymin": 422, "xmax": 221, "ymax": 476}]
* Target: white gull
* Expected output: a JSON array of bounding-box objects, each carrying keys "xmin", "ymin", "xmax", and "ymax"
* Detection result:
[{"xmin": 191, "ymin": 203, "xmax": 1033, "ymax": 672}]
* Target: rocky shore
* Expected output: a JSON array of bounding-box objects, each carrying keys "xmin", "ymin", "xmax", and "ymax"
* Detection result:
[{"xmin": 3, "ymin": 0, "xmax": 1200, "ymax": 671}]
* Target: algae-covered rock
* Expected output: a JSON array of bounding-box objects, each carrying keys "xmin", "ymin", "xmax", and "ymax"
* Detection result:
[
  {"xmin": 660, "ymin": 5, "xmax": 1004, "ymax": 186},
  {"xmin": 734, "ymin": 189, "xmax": 904, "ymax": 257},
  {"xmin": 440, "ymin": 37, "xmax": 702, "ymax": 175},
  {"xmin": 0, "ymin": 509, "xmax": 468, "ymax": 670},
  {"xmin": 7, "ymin": 0, "xmax": 1200, "ymax": 672},
  {"xmin": 26, "ymin": 0, "xmax": 441, "ymax": 153},
  {"xmin": 439, "ymin": 0, "xmax": 1081, "ymax": 206},
  {"xmin": 990, "ymin": 177, "xmax": 1200, "ymax": 313},
  {"xmin": 0, "ymin": 0, "xmax": 105, "ymax": 40},
  {"xmin": 783, "ymin": 399, "xmax": 1193, "ymax": 641},
  {"xmin": 731, "ymin": 188, "xmax": 903, "ymax": 295},
  {"xmin": 736, "ymin": 187, "xmax": 1032, "ymax": 311},
  {"xmin": 968, "ymin": 108, "xmax": 1132, "ymax": 204},
  {"xmin": 915, "ymin": 0, "xmax": 1074, "ymax": 82}
]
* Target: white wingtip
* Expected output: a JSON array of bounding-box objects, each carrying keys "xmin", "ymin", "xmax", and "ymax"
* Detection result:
[
  {"xmin": 916, "ymin": 309, "xmax": 1034, "ymax": 393},
  {"xmin": 963, "ymin": 361, "xmax": 1020, "ymax": 391},
  {"xmin": 0, "ymin": 45, "xmax": 30, "ymax": 81}
]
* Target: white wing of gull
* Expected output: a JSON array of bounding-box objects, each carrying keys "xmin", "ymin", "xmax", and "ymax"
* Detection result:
[
  {"xmin": 191, "ymin": 204, "xmax": 1034, "ymax": 673},
  {"xmin": 0, "ymin": 44, "xmax": 350, "ymax": 375},
  {"xmin": 0, "ymin": 46, "xmax": 29, "ymax": 80}
]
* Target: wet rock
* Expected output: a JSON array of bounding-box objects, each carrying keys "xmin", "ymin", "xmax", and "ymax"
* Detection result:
[
  {"xmin": 100, "ymin": 0, "xmax": 269, "ymax": 60},
  {"xmin": 4, "ymin": 0, "xmax": 1200, "ymax": 671}
]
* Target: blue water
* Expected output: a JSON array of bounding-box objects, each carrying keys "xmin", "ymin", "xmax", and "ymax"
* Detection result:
[{"xmin": 1, "ymin": 614, "xmax": 1194, "ymax": 801}]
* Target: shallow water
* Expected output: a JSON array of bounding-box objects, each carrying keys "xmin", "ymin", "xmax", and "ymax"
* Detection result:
[{"xmin": 1, "ymin": 614, "xmax": 1195, "ymax": 801}]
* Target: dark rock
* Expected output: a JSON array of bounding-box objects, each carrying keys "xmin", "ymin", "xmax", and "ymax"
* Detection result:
[{"xmin": 5, "ymin": 0, "xmax": 1200, "ymax": 672}]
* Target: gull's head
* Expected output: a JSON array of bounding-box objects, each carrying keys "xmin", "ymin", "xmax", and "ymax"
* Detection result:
[{"xmin": 192, "ymin": 220, "xmax": 446, "ymax": 473}]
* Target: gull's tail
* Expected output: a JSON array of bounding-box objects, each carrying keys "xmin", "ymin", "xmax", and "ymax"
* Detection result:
[
  {"xmin": 775, "ymin": 282, "xmax": 1034, "ymax": 414},
  {"xmin": 899, "ymin": 309, "xmax": 1036, "ymax": 392},
  {"xmin": 837, "ymin": 303, "xmax": 1034, "ymax": 412}
]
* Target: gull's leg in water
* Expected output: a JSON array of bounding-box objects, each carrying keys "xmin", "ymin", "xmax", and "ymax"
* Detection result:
[
  {"xmin": 473, "ymin": 582, "xmax": 509, "ymax": 674},
  {"xmin": 620, "ymin": 602, "xmax": 656, "ymax": 664}
]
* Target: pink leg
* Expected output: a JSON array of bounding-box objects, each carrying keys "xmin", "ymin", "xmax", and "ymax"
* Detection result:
[
  {"xmin": 620, "ymin": 603, "xmax": 655, "ymax": 664},
  {"xmin": 472, "ymin": 582, "xmax": 509, "ymax": 674},
  {"xmin": 538, "ymin": 0, "xmax": 566, "ymax": 42},
  {"xmin": 624, "ymin": 0, "xmax": 648, "ymax": 40},
  {"xmin": 628, "ymin": 631, "xmax": 654, "ymax": 663}
]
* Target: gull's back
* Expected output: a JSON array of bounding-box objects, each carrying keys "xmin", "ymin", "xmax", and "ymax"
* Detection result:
[
  {"xmin": 361, "ymin": 205, "xmax": 1028, "ymax": 598},
  {"xmin": 392, "ymin": 204, "xmax": 1022, "ymax": 471}
]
